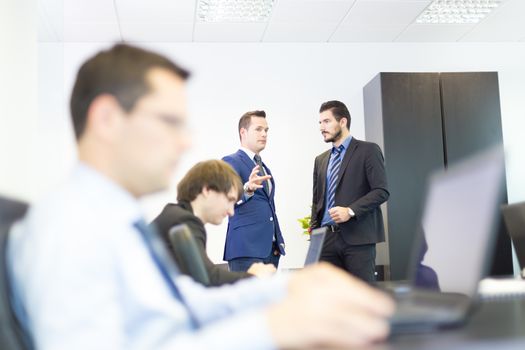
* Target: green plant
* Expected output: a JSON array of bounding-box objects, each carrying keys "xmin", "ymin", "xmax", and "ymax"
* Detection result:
[{"xmin": 297, "ymin": 214, "xmax": 311, "ymax": 235}]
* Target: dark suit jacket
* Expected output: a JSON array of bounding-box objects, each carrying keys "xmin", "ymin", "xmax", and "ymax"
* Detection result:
[
  {"xmin": 311, "ymin": 138, "xmax": 389, "ymax": 245},
  {"xmin": 151, "ymin": 201, "xmax": 251, "ymax": 286},
  {"xmin": 222, "ymin": 150, "xmax": 285, "ymax": 260}
]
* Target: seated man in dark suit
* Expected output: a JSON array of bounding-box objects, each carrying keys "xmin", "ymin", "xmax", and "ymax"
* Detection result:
[{"xmin": 152, "ymin": 159, "xmax": 276, "ymax": 286}]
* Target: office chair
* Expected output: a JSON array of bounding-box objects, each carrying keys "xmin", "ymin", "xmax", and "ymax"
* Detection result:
[
  {"xmin": 0, "ymin": 196, "xmax": 33, "ymax": 350},
  {"xmin": 168, "ymin": 224, "xmax": 211, "ymax": 286}
]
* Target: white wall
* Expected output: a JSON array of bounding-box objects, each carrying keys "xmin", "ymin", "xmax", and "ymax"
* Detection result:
[
  {"xmin": 0, "ymin": 0, "xmax": 37, "ymax": 201},
  {"xmin": 31, "ymin": 42, "xmax": 525, "ymax": 269}
]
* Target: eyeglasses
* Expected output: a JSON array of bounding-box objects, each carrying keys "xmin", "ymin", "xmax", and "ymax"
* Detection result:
[{"xmin": 134, "ymin": 109, "xmax": 187, "ymax": 132}]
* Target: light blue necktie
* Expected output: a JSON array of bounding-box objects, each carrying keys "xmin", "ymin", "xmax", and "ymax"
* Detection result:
[
  {"xmin": 134, "ymin": 219, "xmax": 200, "ymax": 329},
  {"xmin": 326, "ymin": 145, "xmax": 344, "ymax": 211}
]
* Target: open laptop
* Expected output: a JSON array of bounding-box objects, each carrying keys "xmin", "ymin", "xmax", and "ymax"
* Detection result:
[
  {"xmin": 304, "ymin": 227, "xmax": 327, "ymax": 266},
  {"xmin": 389, "ymin": 145, "xmax": 506, "ymax": 334},
  {"xmin": 501, "ymin": 201, "xmax": 525, "ymax": 274}
]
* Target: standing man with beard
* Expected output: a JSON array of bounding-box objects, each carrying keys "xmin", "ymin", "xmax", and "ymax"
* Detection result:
[
  {"xmin": 310, "ymin": 100, "xmax": 389, "ymax": 284},
  {"xmin": 223, "ymin": 110, "xmax": 285, "ymax": 272}
]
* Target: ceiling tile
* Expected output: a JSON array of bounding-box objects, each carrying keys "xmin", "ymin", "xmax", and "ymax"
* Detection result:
[
  {"xmin": 193, "ymin": 22, "xmax": 267, "ymax": 42},
  {"xmin": 115, "ymin": 0, "xmax": 195, "ymax": 22},
  {"xmin": 64, "ymin": 0, "xmax": 117, "ymax": 22},
  {"xmin": 63, "ymin": 21, "xmax": 121, "ymax": 42},
  {"xmin": 342, "ymin": 0, "xmax": 430, "ymax": 26},
  {"xmin": 38, "ymin": 0, "xmax": 525, "ymax": 42},
  {"xmin": 396, "ymin": 24, "xmax": 474, "ymax": 42},
  {"xmin": 63, "ymin": 0, "xmax": 119, "ymax": 42},
  {"xmin": 120, "ymin": 21, "xmax": 194, "ymax": 42},
  {"xmin": 263, "ymin": 22, "xmax": 338, "ymax": 42},
  {"xmin": 271, "ymin": 0, "xmax": 356, "ymax": 22},
  {"xmin": 330, "ymin": 24, "xmax": 405, "ymax": 42},
  {"xmin": 461, "ymin": 0, "xmax": 525, "ymax": 42}
]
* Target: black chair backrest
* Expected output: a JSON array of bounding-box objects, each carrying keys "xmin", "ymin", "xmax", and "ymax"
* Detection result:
[
  {"xmin": 168, "ymin": 224, "xmax": 210, "ymax": 286},
  {"xmin": 0, "ymin": 196, "xmax": 33, "ymax": 350}
]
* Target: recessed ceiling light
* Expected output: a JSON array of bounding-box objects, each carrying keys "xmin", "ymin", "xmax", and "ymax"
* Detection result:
[
  {"xmin": 416, "ymin": 0, "xmax": 502, "ymax": 24},
  {"xmin": 197, "ymin": 0, "xmax": 276, "ymax": 23}
]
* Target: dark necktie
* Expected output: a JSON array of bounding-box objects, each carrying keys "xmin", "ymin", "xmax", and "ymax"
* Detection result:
[
  {"xmin": 253, "ymin": 154, "xmax": 270, "ymax": 195},
  {"xmin": 134, "ymin": 219, "xmax": 200, "ymax": 329},
  {"xmin": 326, "ymin": 145, "xmax": 344, "ymax": 211}
]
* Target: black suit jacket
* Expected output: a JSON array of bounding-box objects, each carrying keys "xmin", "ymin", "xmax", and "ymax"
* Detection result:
[
  {"xmin": 311, "ymin": 138, "xmax": 389, "ymax": 245},
  {"xmin": 151, "ymin": 201, "xmax": 251, "ymax": 286}
]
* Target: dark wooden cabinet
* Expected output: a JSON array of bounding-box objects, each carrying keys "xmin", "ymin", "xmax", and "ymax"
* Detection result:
[{"xmin": 364, "ymin": 72, "xmax": 512, "ymax": 280}]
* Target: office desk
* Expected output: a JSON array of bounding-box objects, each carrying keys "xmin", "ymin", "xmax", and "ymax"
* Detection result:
[{"xmin": 372, "ymin": 298, "xmax": 525, "ymax": 349}]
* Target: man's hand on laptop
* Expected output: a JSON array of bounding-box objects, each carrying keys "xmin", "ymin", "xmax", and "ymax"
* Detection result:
[{"xmin": 266, "ymin": 262, "xmax": 395, "ymax": 348}]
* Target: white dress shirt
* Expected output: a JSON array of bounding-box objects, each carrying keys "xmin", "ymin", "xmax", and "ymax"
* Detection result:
[{"xmin": 8, "ymin": 163, "xmax": 287, "ymax": 350}]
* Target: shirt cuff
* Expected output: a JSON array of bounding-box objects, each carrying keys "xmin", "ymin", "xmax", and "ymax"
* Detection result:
[{"xmin": 237, "ymin": 191, "xmax": 254, "ymax": 205}]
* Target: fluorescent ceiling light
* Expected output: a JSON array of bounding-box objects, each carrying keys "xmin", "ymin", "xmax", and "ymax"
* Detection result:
[
  {"xmin": 416, "ymin": 0, "xmax": 502, "ymax": 24},
  {"xmin": 197, "ymin": 0, "xmax": 276, "ymax": 23}
]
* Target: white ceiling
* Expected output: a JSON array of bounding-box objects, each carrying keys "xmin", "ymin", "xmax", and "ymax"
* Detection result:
[{"xmin": 38, "ymin": 0, "xmax": 525, "ymax": 43}]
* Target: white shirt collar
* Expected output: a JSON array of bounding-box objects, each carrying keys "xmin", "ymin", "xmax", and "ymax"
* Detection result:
[{"xmin": 74, "ymin": 162, "xmax": 144, "ymax": 224}]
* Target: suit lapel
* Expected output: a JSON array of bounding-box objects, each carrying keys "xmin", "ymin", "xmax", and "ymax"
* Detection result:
[
  {"xmin": 335, "ymin": 138, "xmax": 359, "ymax": 189},
  {"xmin": 237, "ymin": 149, "xmax": 256, "ymax": 174},
  {"xmin": 318, "ymin": 150, "xmax": 331, "ymax": 202}
]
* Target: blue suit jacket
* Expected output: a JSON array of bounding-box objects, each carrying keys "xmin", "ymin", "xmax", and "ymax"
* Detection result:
[{"xmin": 222, "ymin": 150, "xmax": 285, "ymax": 260}]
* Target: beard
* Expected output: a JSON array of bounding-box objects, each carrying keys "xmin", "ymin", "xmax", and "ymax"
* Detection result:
[{"xmin": 324, "ymin": 126, "xmax": 342, "ymax": 143}]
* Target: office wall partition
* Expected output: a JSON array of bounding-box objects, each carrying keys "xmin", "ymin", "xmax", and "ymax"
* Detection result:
[{"xmin": 364, "ymin": 72, "xmax": 512, "ymax": 280}]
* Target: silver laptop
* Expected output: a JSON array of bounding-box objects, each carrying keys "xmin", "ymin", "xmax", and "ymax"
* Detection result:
[
  {"xmin": 502, "ymin": 201, "xmax": 525, "ymax": 273},
  {"xmin": 389, "ymin": 145, "xmax": 506, "ymax": 333},
  {"xmin": 304, "ymin": 227, "xmax": 327, "ymax": 266}
]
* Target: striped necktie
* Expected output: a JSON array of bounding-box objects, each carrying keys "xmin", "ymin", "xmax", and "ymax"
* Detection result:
[
  {"xmin": 326, "ymin": 145, "xmax": 344, "ymax": 211},
  {"xmin": 134, "ymin": 219, "xmax": 200, "ymax": 329}
]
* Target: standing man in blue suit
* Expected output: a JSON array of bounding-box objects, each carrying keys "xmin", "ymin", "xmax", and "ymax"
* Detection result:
[{"xmin": 223, "ymin": 110, "xmax": 285, "ymax": 272}]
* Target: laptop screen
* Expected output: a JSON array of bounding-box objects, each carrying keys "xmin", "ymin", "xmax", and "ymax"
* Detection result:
[
  {"xmin": 411, "ymin": 146, "xmax": 505, "ymax": 297},
  {"xmin": 304, "ymin": 227, "xmax": 327, "ymax": 266}
]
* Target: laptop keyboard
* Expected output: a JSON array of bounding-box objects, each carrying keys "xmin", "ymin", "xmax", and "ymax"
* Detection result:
[{"xmin": 390, "ymin": 293, "xmax": 468, "ymax": 328}]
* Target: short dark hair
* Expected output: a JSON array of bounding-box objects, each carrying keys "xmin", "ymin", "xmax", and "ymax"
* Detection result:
[
  {"xmin": 70, "ymin": 43, "xmax": 190, "ymax": 140},
  {"xmin": 238, "ymin": 110, "xmax": 266, "ymax": 140},
  {"xmin": 177, "ymin": 160, "xmax": 243, "ymax": 203},
  {"xmin": 319, "ymin": 100, "xmax": 351, "ymax": 130}
]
